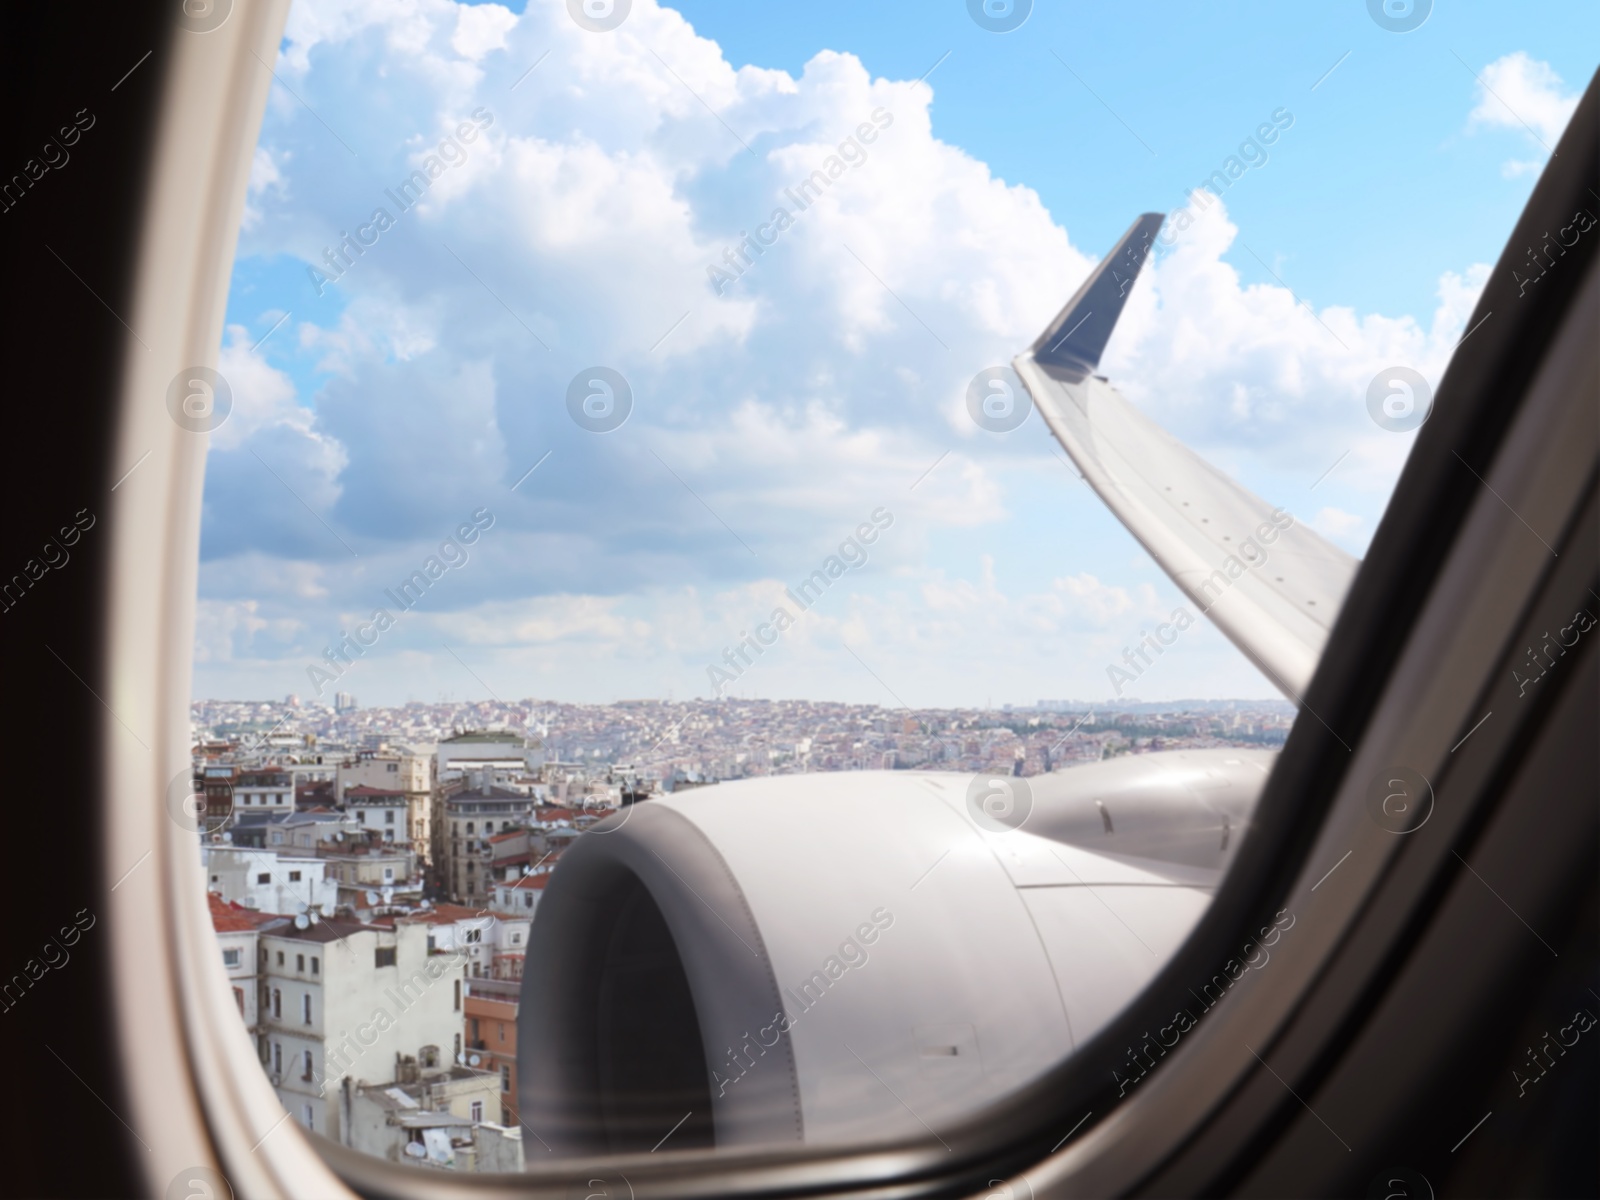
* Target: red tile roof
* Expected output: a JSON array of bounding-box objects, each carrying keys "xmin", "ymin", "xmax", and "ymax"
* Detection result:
[{"xmin": 207, "ymin": 892, "xmax": 281, "ymax": 932}]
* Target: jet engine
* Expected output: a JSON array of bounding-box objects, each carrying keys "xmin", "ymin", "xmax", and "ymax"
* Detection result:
[{"xmin": 517, "ymin": 748, "xmax": 1271, "ymax": 1154}]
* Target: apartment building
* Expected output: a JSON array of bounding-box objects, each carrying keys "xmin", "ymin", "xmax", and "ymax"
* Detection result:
[
  {"xmin": 256, "ymin": 916, "xmax": 467, "ymax": 1142},
  {"xmin": 435, "ymin": 786, "xmax": 536, "ymax": 907},
  {"xmin": 463, "ymin": 977, "xmax": 522, "ymax": 1128}
]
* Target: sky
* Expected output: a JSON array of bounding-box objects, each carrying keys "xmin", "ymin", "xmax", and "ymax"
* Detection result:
[{"xmin": 196, "ymin": 0, "xmax": 1594, "ymax": 709}]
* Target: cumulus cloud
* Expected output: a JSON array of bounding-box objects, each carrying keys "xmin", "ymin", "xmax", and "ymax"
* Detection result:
[
  {"xmin": 1466, "ymin": 52, "xmax": 1580, "ymax": 177},
  {"xmin": 199, "ymin": 0, "xmax": 1489, "ymax": 704}
]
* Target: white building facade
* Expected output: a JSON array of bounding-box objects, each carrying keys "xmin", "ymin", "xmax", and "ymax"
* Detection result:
[{"xmin": 258, "ymin": 918, "xmax": 468, "ymax": 1142}]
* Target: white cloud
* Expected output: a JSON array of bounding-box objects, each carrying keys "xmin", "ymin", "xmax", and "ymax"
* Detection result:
[
  {"xmin": 1467, "ymin": 52, "xmax": 1579, "ymax": 174},
  {"xmin": 201, "ymin": 0, "xmax": 1493, "ymax": 705},
  {"xmin": 243, "ymin": 145, "xmax": 288, "ymax": 231},
  {"xmin": 1108, "ymin": 196, "xmax": 1488, "ymax": 498}
]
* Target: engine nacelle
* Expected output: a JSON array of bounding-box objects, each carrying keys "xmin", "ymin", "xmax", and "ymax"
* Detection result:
[{"xmin": 518, "ymin": 748, "xmax": 1271, "ymax": 1154}]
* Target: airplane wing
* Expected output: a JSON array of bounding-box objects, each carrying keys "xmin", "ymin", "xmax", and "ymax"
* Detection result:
[{"xmin": 1012, "ymin": 213, "xmax": 1360, "ymax": 699}]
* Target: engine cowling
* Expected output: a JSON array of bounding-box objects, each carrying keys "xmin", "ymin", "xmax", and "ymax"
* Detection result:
[{"xmin": 517, "ymin": 748, "xmax": 1271, "ymax": 1154}]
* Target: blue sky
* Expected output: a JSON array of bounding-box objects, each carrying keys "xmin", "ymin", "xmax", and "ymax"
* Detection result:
[{"xmin": 196, "ymin": 0, "xmax": 1593, "ymax": 709}]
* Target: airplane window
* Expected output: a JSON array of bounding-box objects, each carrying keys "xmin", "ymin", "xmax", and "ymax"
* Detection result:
[{"xmin": 185, "ymin": 0, "xmax": 1591, "ymax": 1177}]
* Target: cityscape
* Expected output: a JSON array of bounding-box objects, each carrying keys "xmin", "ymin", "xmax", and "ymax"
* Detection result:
[{"xmin": 193, "ymin": 692, "xmax": 1294, "ymax": 1170}]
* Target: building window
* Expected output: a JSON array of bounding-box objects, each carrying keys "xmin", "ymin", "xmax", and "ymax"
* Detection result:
[
  {"xmin": 420, "ymin": 1045, "xmax": 439, "ymax": 1068},
  {"xmin": 385, "ymin": 810, "xmax": 395, "ymax": 825},
  {"xmin": 356, "ymin": 811, "xmax": 366, "ymax": 823},
  {"xmin": 311, "ymin": 956, "xmax": 319, "ymax": 974},
  {"xmin": 497, "ymin": 1022, "xmax": 505, "ymax": 1044},
  {"xmin": 500, "ymin": 1065, "xmax": 510, "ymax": 1092},
  {"xmin": 375, "ymin": 946, "xmax": 396, "ymax": 968},
  {"xmin": 288, "ymin": 870, "xmax": 302, "ymax": 883},
  {"xmin": 257, "ymin": 873, "xmax": 271, "ymax": 885},
  {"xmin": 454, "ymin": 1033, "xmax": 462, "ymax": 1062},
  {"xmin": 222, "ymin": 948, "xmax": 241, "ymax": 968},
  {"xmin": 302, "ymin": 1104, "xmax": 314, "ymax": 1131},
  {"xmin": 303, "ymin": 1050, "xmax": 314, "ymax": 1081},
  {"xmin": 454, "ymin": 981, "xmax": 461, "ymax": 1012},
  {"xmin": 303, "ymin": 994, "xmax": 312, "ymax": 1025},
  {"xmin": 232, "ymin": 987, "xmax": 245, "ymax": 1016},
  {"xmin": 470, "ymin": 1100, "xmax": 484, "ymax": 1123},
  {"xmin": 465, "ymin": 822, "xmax": 475, "ymax": 834},
  {"xmin": 276, "ymin": 950, "xmax": 284, "ymax": 966},
  {"xmin": 511, "ymin": 932, "xmax": 521, "ymax": 945},
  {"xmin": 296, "ymin": 954, "xmax": 305, "ymax": 972},
  {"xmin": 272, "ymin": 989, "xmax": 281, "ymax": 1019}
]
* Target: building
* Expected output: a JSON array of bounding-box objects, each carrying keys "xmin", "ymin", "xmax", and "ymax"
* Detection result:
[
  {"xmin": 344, "ymin": 1077, "xmax": 521, "ymax": 1171},
  {"xmin": 345, "ymin": 786, "xmax": 409, "ymax": 843},
  {"xmin": 256, "ymin": 915, "xmax": 468, "ymax": 1142},
  {"xmin": 270, "ymin": 810, "xmax": 358, "ymax": 851},
  {"xmin": 339, "ymin": 749, "xmax": 432, "ymax": 864},
  {"xmin": 317, "ymin": 838, "xmax": 421, "ymax": 913},
  {"xmin": 436, "ymin": 786, "xmax": 537, "ymax": 906},
  {"xmin": 402, "ymin": 904, "xmax": 531, "ymax": 982},
  {"xmin": 434, "ymin": 730, "xmax": 534, "ymax": 785},
  {"xmin": 489, "ymin": 872, "xmax": 550, "ymax": 924},
  {"xmin": 234, "ymin": 767, "xmax": 295, "ymax": 814},
  {"xmin": 204, "ymin": 845, "xmax": 337, "ymax": 916},
  {"xmin": 463, "ymin": 977, "xmax": 522, "ymax": 1128},
  {"xmin": 207, "ymin": 892, "xmax": 277, "ymax": 1027}
]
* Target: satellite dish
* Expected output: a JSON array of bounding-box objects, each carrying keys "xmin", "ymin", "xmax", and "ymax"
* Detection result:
[
  {"xmin": 455, "ymin": 1053, "xmax": 465, "ymax": 1065},
  {"xmin": 420, "ymin": 899, "xmax": 431, "ymax": 909},
  {"xmin": 293, "ymin": 914, "xmax": 308, "ymax": 930},
  {"xmin": 468, "ymin": 1053, "xmax": 481, "ymax": 1067},
  {"xmin": 333, "ymin": 831, "xmax": 344, "ymax": 842},
  {"xmin": 404, "ymin": 1143, "xmax": 426, "ymax": 1159},
  {"xmin": 381, "ymin": 886, "xmax": 394, "ymax": 903},
  {"xmin": 364, "ymin": 890, "xmax": 380, "ymax": 906},
  {"xmin": 307, "ymin": 911, "xmax": 319, "ymax": 924}
]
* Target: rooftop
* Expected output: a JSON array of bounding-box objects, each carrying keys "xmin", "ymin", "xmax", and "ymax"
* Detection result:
[
  {"xmin": 259, "ymin": 915, "xmax": 384, "ymax": 943},
  {"xmin": 207, "ymin": 892, "xmax": 282, "ymax": 932}
]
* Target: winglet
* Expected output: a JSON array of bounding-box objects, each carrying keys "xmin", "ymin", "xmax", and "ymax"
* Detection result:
[{"xmin": 1031, "ymin": 212, "xmax": 1164, "ymax": 373}]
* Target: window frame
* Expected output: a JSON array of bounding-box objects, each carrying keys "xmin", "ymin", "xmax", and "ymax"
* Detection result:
[{"xmin": 93, "ymin": 8, "xmax": 1600, "ymax": 1199}]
